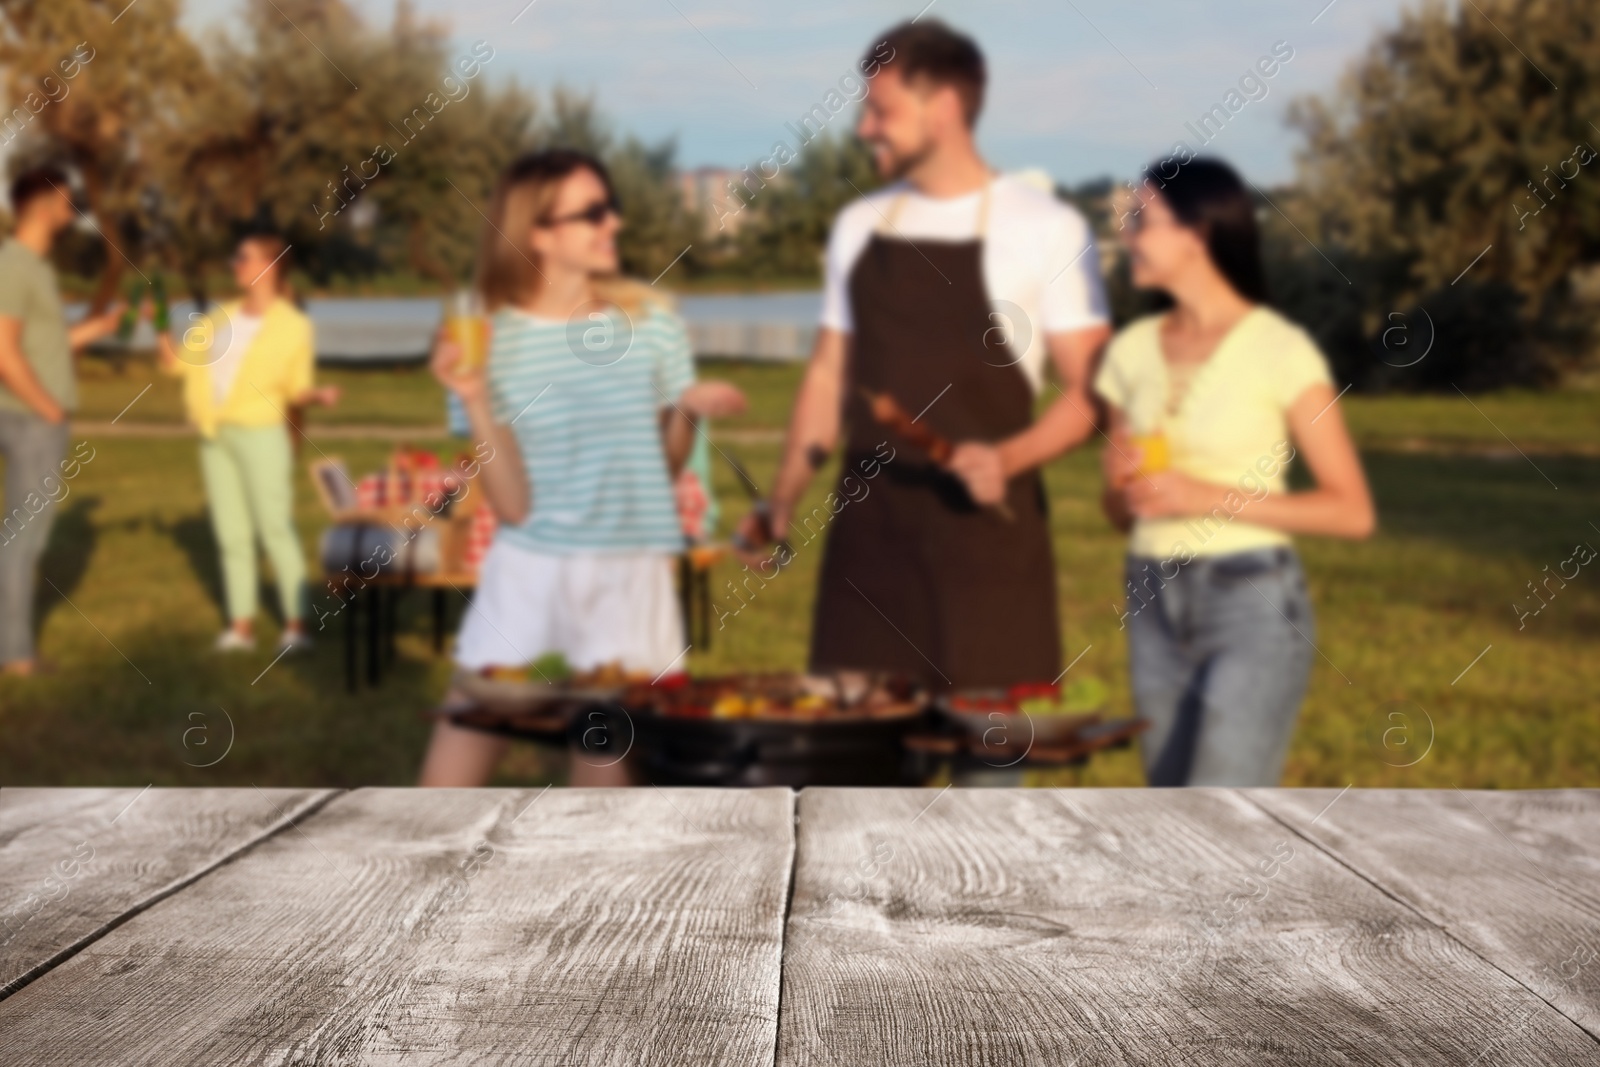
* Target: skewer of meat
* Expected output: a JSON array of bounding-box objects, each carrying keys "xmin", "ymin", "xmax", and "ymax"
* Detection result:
[
  {"xmin": 860, "ymin": 388, "xmax": 1014, "ymax": 521},
  {"xmin": 862, "ymin": 388, "xmax": 954, "ymax": 463}
]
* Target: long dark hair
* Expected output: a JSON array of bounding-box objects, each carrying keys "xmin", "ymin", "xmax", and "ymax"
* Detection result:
[{"xmin": 1142, "ymin": 157, "xmax": 1268, "ymax": 304}]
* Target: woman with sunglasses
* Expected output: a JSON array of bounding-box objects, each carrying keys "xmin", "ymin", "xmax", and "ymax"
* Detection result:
[
  {"xmin": 1095, "ymin": 158, "xmax": 1375, "ymax": 787},
  {"xmin": 418, "ymin": 149, "xmax": 744, "ymax": 787},
  {"xmin": 158, "ymin": 234, "xmax": 340, "ymax": 653}
]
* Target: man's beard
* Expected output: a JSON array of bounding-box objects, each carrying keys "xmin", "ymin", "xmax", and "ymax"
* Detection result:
[{"xmin": 875, "ymin": 135, "xmax": 937, "ymax": 181}]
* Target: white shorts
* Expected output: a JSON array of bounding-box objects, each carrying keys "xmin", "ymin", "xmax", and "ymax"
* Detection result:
[{"xmin": 454, "ymin": 538, "xmax": 686, "ymax": 673}]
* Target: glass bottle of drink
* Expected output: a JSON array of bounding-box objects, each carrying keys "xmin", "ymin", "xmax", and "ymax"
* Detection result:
[
  {"xmin": 444, "ymin": 289, "xmax": 488, "ymax": 375},
  {"xmin": 151, "ymin": 275, "xmax": 170, "ymax": 332},
  {"xmin": 1131, "ymin": 424, "xmax": 1170, "ymax": 476},
  {"xmin": 116, "ymin": 278, "xmax": 146, "ymax": 343}
]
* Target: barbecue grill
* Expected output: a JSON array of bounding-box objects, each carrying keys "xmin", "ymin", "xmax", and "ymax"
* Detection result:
[{"xmin": 435, "ymin": 673, "xmax": 1145, "ymax": 786}]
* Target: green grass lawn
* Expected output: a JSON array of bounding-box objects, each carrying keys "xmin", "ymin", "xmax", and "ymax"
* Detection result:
[
  {"xmin": 3, "ymin": 361, "xmax": 1597, "ymax": 788},
  {"xmin": 75, "ymin": 354, "xmax": 449, "ymax": 428},
  {"xmin": 79, "ymin": 351, "xmax": 1600, "ymax": 450}
]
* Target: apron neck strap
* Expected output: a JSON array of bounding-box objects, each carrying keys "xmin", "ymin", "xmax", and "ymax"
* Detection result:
[
  {"xmin": 876, "ymin": 178, "xmax": 995, "ymax": 238},
  {"xmin": 879, "ymin": 193, "xmax": 907, "ymax": 234}
]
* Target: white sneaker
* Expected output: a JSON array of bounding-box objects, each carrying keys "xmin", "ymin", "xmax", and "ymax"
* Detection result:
[
  {"xmin": 277, "ymin": 630, "xmax": 313, "ymax": 654},
  {"xmin": 213, "ymin": 630, "xmax": 256, "ymax": 653}
]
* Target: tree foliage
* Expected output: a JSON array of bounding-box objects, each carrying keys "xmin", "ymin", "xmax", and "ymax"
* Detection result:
[
  {"xmin": 729, "ymin": 133, "xmax": 880, "ymax": 280},
  {"xmin": 0, "ymin": 0, "xmax": 208, "ymax": 306},
  {"xmin": 1286, "ymin": 0, "xmax": 1600, "ymax": 387},
  {"xmin": 0, "ymin": 1, "xmax": 885, "ymax": 301},
  {"xmin": 532, "ymin": 89, "xmax": 702, "ymax": 283}
]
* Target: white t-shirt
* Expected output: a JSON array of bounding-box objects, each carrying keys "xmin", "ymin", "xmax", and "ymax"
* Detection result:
[
  {"xmin": 211, "ymin": 310, "xmax": 265, "ymax": 405},
  {"xmin": 820, "ymin": 173, "xmax": 1109, "ymax": 392}
]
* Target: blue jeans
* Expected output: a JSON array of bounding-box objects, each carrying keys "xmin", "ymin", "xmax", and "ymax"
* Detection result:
[{"xmin": 1123, "ymin": 548, "xmax": 1314, "ymax": 787}]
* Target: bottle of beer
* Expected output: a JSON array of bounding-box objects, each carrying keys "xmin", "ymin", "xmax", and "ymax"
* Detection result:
[
  {"xmin": 152, "ymin": 275, "xmax": 170, "ymax": 332},
  {"xmin": 115, "ymin": 278, "xmax": 146, "ymax": 343}
]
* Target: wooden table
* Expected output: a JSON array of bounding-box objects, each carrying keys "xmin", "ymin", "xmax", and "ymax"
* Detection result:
[
  {"xmin": 340, "ymin": 572, "xmax": 475, "ymax": 691},
  {"xmin": 3, "ymin": 787, "xmax": 1597, "ymax": 1065}
]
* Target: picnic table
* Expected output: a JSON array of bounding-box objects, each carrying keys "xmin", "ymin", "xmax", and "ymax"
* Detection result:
[{"xmin": 2, "ymin": 787, "xmax": 1597, "ymax": 1064}]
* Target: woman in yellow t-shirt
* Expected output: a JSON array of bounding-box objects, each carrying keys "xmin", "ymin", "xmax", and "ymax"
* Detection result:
[
  {"xmin": 158, "ymin": 236, "xmax": 339, "ymax": 653},
  {"xmin": 1094, "ymin": 158, "xmax": 1374, "ymax": 788}
]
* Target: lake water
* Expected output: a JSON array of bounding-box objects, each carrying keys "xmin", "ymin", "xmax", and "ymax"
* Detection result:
[{"xmin": 81, "ymin": 291, "xmax": 822, "ymax": 363}]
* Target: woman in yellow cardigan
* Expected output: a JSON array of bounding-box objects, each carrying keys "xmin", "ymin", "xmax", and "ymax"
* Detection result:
[{"xmin": 158, "ymin": 236, "xmax": 338, "ymax": 652}]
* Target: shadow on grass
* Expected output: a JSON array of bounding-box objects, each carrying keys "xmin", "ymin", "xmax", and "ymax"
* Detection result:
[
  {"xmin": 166, "ymin": 513, "xmax": 224, "ymax": 621},
  {"xmin": 163, "ymin": 512, "xmax": 294, "ymax": 629},
  {"xmin": 0, "ymin": 569, "xmax": 560, "ymax": 787},
  {"xmin": 1363, "ymin": 450, "xmax": 1600, "ymax": 564},
  {"xmin": 34, "ymin": 495, "xmax": 100, "ymax": 636},
  {"xmin": 0, "ymin": 621, "xmax": 449, "ymax": 787}
]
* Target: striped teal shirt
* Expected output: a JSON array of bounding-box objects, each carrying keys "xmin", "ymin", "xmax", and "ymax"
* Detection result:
[{"xmin": 488, "ymin": 301, "xmax": 695, "ymax": 554}]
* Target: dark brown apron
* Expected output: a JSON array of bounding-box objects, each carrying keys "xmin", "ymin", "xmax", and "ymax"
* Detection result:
[{"xmin": 808, "ymin": 186, "xmax": 1062, "ymax": 689}]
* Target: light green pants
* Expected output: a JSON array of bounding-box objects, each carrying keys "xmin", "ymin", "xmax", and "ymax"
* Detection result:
[{"xmin": 199, "ymin": 424, "xmax": 306, "ymax": 624}]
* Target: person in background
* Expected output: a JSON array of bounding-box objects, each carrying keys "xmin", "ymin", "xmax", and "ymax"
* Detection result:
[
  {"xmin": 157, "ymin": 234, "xmax": 339, "ymax": 653},
  {"xmin": 418, "ymin": 149, "xmax": 744, "ymax": 788},
  {"xmin": 0, "ymin": 166, "xmax": 124, "ymax": 677},
  {"xmin": 1096, "ymin": 158, "xmax": 1375, "ymax": 787}
]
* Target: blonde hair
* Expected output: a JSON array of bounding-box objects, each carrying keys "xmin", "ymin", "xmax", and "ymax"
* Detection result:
[{"xmin": 474, "ymin": 150, "xmax": 664, "ymax": 317}]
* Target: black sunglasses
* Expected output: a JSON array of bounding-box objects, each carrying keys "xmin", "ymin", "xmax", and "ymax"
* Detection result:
[{"xmin": 539, "ymin": 198, "xmax": 619, "ymax": 228}]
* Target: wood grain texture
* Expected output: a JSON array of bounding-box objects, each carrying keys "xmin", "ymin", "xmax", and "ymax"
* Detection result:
[
  {"xmin": 1247, "ymin": 788, "xmax": 1600, "ymax": 1043},
  {"xmin": 0, "ymin": 787, "xmax": 335, "ymax": 998},
  {"xmin": 0, "ymin": 787, "xmax": 795, "ymax": 1067},
  {"xmin": 777, "ymin": 788, "xmax": 1600, "ymax": 1066}
]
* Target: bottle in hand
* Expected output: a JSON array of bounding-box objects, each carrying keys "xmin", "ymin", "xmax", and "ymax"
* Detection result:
[
  {"xmin": 1131, "ymin": 430, "xmax": 1169, "ymax": 476},
  {"xmin": 152, "ymin": 275, "xmax": 170, "ymax": 332},
  {"xmin": 444, "ymin": 289, "xmax": 489, "ymax": 375},
  {"xmin": 116, "ymin": 279, "xmax": 146, "ymax": 343}
]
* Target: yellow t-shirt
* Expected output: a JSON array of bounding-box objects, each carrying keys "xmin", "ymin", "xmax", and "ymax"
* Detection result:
[
  {"xmin": 166, "ymin": 298, "xmax": 315, "ymax": 438},
  {"xmin": 1093, "ymin": 307, "xmax": 1333, "ymax": 561}
]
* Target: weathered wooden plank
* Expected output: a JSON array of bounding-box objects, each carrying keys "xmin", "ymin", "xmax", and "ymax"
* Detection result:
[
  {"xmin": 0, "ymin": 787, "xmax": 795, "ymax": 1067},
  {"xmin": 778, "ymin": 788, "xmax": 1600, "ymax": 1066},
  {"xmin": 1248, "ymin": 788, "xmax": 1600, "ymax": 1043},
  {"xmin": 0, "ymin": 787, "xmax": 335, "ymax": 998}
]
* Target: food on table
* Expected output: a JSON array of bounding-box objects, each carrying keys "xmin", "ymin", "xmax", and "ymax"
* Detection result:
[
  {"xmin": 528, "ymin": 651, "xmax": 572, "ymax": 684},
  {"xmin": 949, "ymin": 677, "xmax": 1108, "ymax": 716},
  {"xmin": 711, "ymin": 695, "xmax": 776, "ymax": 719},
  {"xmin": 1017, "ymin": 677, "xmax": 1109, "ymax": 716},
  {"xmin": 631, "ymin": 673, "xmax": 918, "ymax": 721},
  {"xmin": 476, "ymin": 656, "xmax": 654, "ymax": 689},
  {"xmin": 576, "ymin": 660, "xmax": 656, "ymax": 687}
]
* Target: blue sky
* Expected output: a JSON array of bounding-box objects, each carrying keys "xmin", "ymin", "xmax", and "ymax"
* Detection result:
[{"xmin": 183, "ymin": 0, "xmax": 1413, "ymax": 186}]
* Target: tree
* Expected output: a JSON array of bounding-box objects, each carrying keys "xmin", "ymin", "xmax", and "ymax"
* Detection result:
[
  {"xmin": 730, "ymin": 133, "xmax": 880, "ymax": 281},
  {"xmin": 0, "ymin": 0, "xmax": 208, "ymax": 309},
  {"xmin": 533, "ymin": 89, "xmax": 702, "ymax": 283},
  {"xmin": 142, "ymin": 0, "xmax": 537, "ymax": 298},
  {"xmin": 1287, "ymin": 0, "xmax": 1600, "ymax": 386},
  {"xmin": 178, "ymin": 0, "xmax": 377, "ymax": 280},
  {"xmin": 361, "ymin": 9, "xmax": 537, "ymax": 289}
]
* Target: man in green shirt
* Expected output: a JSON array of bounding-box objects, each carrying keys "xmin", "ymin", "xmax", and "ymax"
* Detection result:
[{"xmin": 0, "ymin": 166, "xmax": 121, "ymax": 676}]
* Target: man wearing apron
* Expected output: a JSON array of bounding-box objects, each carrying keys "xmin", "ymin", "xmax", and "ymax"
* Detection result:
[{"xmin": 744, "ymin": 20, "xmax": 1110, "ymax": 691}]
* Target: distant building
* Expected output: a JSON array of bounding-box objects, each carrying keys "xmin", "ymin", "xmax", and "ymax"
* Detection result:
[
  {"xmin": 1010, "ymin": 167, "xmax": 1055, "ymax": 195},
  {"xmin": 679, "ymin": 166, "xmax": 751, "ymax": 238}
]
